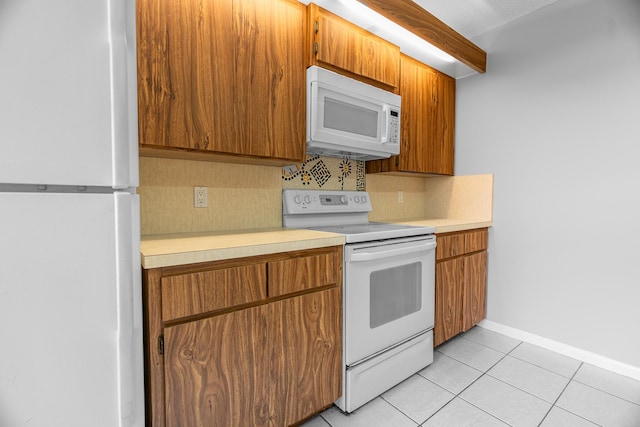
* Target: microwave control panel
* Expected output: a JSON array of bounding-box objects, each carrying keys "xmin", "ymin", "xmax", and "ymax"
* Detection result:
[{"xmin": 388, "ymin": 110, "xmax": 400, "ymax": 145}]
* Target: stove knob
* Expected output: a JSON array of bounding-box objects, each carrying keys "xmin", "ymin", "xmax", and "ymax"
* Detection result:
[
  {"xmin": 304, "ymin": 195, "xmax": 311, "ymax": 204},
  {"xmin": 293, "ymin": 195, "xmax": 302, "ymax": 204},
  {"xmin": 354, "ymin": 196, "xmax": 360, "ymax": 203},
  {"xmin": 340, "ymin": 195, "xmax": 348, "ymax": 204},
  {"xmin": 361, "ymin": 195, "xmax": 368, "ymax": 203}
]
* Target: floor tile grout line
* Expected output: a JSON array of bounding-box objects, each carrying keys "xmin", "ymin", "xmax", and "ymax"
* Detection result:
[
  {"xmin": 454, "ymin": 395, "xmax": 515, "ymax": 426},
  {"xmin": 421, "ymin": 348, "xmax": 517, "ymax": 426},
  {"xmin": 500, "ymin": 341, "xmax": 584, "ymax": 381},
  {"xmin": 507, "ymin": 352, "xmax": 579, "ymax": 380},
  {"xmin": 535, "ymin": 361, "xmax": 606, "ymax": 427},
  {"xmin": 434, "ymin": 341, "xmax": 514, "ymax": 376},
  {"xmin": 570, "ymin": 378, "xmax": 640, "ymax": 408},
  {"xmin": 483, "ymin": 371, "xmax": 565, "ymax": 405},
  {"xmin": 459, "ymin": 333, "xmax": 523, "ymax": 355},
  {"xmin": 427, "ymin": 350, "xmax": 485, "ymax": 376},
  {"xmin": 420, "ymin": 392, "xmax": 510, "ymax": 427},
  {"xmin": 380, "ymin": 393, "xmax": 443, "ymax": 426}
]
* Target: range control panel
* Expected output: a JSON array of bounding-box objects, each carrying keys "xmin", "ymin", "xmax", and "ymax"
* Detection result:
[{"xmin": 282, "ymin": 189, "xmax": 372, "ymax": 215}]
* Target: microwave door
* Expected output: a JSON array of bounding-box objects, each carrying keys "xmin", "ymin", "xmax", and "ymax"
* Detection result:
[{"xmin": 311, "ymin": 83, "xmax": 383, "ymax": 149}]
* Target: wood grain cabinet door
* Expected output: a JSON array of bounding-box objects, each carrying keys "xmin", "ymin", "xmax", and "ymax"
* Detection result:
[
  {"xmin": 137, "ymin": 0, "xmax": 306, "ymax": 162},
  {"xmin": 366, "ymin": 54, "xmax": 455, "ymax": 175},
  {"xmin": 398, "ymin": 55, "xmax": 455, "ymax": 175},
  {"xmin": 310, "ymin": 4, "xmax": 399, "ymax": 88},
  {"xmin": 463, "ymin": 251, "xmax": 487, "ymax": 331},
  {"xmin": 426, "ymin": 66, "xmax": 455, "ymax": 175},
  {"xmin": 233, "ymin": 0, "xmax": 306, "ymax": 161},
  {"xmin": 271, "ymin": 287, "xmax": 342, "ymax": 425},
  {"xmin": 434, "ymin": 257, "xmax": 464, "ymax": 346},
  {"xmin": 137, "ymin": 0, "xmax": 234, "ymax": 152},
  {"xmin": 163, "ymin": 305, "xmax": 275, "ymax": 427}
]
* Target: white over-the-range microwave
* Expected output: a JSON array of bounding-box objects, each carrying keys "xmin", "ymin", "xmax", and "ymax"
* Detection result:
[{"xmin": 306, "ymin": 66, "xmax": 401, "ymax": 160}]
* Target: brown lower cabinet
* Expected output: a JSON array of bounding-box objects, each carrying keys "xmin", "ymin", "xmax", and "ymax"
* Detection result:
[
  {"xmin": 434, "ymin": 228, "xmax": 488, "ymax": 346},
  {"xmin": 143, "ymin": 246, "xmax": 343, "ymax": 427}
]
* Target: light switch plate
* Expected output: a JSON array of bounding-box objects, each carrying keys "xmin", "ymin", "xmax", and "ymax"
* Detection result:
[{"xmin": 194, "ymin": 186, "xmax": 208, "ymax": 208}]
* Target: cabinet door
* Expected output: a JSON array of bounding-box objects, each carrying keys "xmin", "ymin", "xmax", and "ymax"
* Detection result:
[
  {"xmin": 366, "ymin": 55, "xmax": 455, "ymax": 175},
  {"xmin": 462, "ymin": 251, "xmax": 487, "ymax": 331},
  {"xmin": 311, "ymin": 4, "xmax": 399, "ymax": 88},
  {"xmin": 398, "ymin": 55, "xmax": 455, "ymax": 175},
  {"xmin": 163, "ymin": 306, "xmax": 275, "ymax": 427},
  {"xmin": 314, "ymin": 7, "xmax": 363, "ymax": 80},
  {"xmin": 434, "ymin": 258, "xmax": 464, "ymax": 347},
  {"xmin": 395, "ymin": 54, "xmax": 428, "ymax": 173},
  {"xmin": 233, "ymin": 0, "xmax": 306, "ymax": 161},
  {"xmin": 425, "ymin": 66, "xmax": 455, "ymax": 175},
  {"xmin": 137, "ymin": 0, "xmax": 234, "ymax": 151},
  {"xmin": 137, "ymin": 0, "xmax": 305, "ymax": 162},
  {"xmin": 272, "ymin": 287, "xmax": 342, "ymax": 425}
]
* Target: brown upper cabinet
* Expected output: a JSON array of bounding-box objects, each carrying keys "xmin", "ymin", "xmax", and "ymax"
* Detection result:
[
  {"xmin": 307, "ymin": 3, "xmax": 400, "ymax": 90},
  {"xmin": 136, "ymin": 0, "xmax": 307, "ymax": 165},
  {"xmin": 367, "ymin": 54, "xmax": 456, "ymax": 175}
]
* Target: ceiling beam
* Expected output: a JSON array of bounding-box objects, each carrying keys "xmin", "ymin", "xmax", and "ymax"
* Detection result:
[{"xmin": 357, "ymin": 0, "xmax": 486, "ymax": 73}]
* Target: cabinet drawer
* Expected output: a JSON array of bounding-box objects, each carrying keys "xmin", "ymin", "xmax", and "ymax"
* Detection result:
[
  {"xmin": 268, "ymin": 252, "xmax": 339, "ymax": 298},
  {"xmin": 436, "ymin": 228, "xmax": 488, "ymax": 261},
  {"xmin": 161, "ymin": 264, "xmax": 267, "ymax": 321},
  {"xmin": 464, "ymin": 228, "xmax": 488, "ymax": 253},
  {"xmin": 436, "ymin": 233, "xmax": 465, "ymax": 261}
]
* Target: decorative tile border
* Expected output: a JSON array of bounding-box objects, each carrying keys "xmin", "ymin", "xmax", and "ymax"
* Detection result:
[{"xmin": 282, "ymin": 155, "xmax": 366, "ymax": 191}]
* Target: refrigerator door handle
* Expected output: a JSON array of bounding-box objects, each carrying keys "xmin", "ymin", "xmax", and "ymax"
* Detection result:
[
  {"xmin": 109, "ymin": 0, "xmax": 139, "ymax": 189},
  {"xmin": 114, "ymin": 192, "xmax": 144, "ymax": 426}
]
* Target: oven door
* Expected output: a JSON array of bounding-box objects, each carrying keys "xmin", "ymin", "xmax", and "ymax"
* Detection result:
[{"xmin": 344, "ymin": 235, "xmax": 436, "ymax": 366}]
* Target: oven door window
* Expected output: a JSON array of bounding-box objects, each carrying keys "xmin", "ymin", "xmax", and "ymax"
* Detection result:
[{"xmin": 370, "ymin": 262, "xmax": 422, "ymax": 329}]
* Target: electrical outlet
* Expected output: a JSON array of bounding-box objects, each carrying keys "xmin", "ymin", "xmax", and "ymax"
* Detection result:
[
  {"xmin": 397, "ymin": 190, "xmax": 404, "ymax": 204},
  {"xmin": 194, "ymin": 186, "xmax": 208, "ymax": 208}
]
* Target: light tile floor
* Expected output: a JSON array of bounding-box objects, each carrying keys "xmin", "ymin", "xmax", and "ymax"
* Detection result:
[{"xmin": 301, "ymin": 327, "xmax": 640, "ymax": 427}]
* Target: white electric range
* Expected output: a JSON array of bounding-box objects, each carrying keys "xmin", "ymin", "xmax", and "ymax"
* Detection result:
[{"xmin": 283, "ymin": 189, "xmax": 436, "ymax": 413}]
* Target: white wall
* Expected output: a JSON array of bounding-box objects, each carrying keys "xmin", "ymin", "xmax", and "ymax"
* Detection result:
[{"xmin": 455, "ymin": 0, "xmax": 640, "ymax": 369}]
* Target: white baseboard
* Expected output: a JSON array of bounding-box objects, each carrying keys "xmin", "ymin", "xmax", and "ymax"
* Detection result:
[{"xmin": 478, "ymin": 319, "xmax": 640, "ymax": 382}]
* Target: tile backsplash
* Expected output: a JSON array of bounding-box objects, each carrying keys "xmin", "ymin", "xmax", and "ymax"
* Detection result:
[
  {"xmin": 138, "ymin": 156, "xmax": 493, "ymax": 235},
  {"xmin": 139, "ymin": 155, "xmax": 365, "ymax": 235},
  {"xmin": 139, "ymin": 157, "xmax": 282, "ymax": 235},
  {"xmin": 282, "ymin": 155, "xmax": 365, "ymax": 191}
]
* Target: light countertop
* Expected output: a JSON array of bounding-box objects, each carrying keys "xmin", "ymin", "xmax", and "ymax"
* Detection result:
[
  {"xmin": 383, "ymin": 218, "xmax": 492, "ymax": 234},
  {"xmin": 140, "ymin": 218, "xmax": 491, "ymax": 269},
  {"xmin": 140, "ymin": 228, "xmax": 345, "ymax": 269}
]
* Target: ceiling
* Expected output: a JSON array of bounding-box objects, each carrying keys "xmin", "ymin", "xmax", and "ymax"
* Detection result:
[{"xmin": 414, "ymin": 0, "xmax": 561, "ymax": 40}]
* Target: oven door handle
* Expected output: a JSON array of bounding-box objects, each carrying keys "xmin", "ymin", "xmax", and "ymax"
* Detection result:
[{"xmin": 350, "ymin": 241, "xmax": 436, "ymax": 262}]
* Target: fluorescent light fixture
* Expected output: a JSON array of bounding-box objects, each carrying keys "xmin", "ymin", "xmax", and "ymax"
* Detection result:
[{"xmin": 338, "ymin": 0, "xmax": 456, "ymax": 63}]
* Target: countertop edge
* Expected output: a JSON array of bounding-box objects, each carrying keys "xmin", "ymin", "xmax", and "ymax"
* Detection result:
[
  {"xmin": 382, "ymin": 218, "xmax": 492, "ymax": 234},
  {"xmin": 141, "ymin": 234, "xmax": 345, "ymax": 269},
  {"xmin": 140, "ymin": 219, "xmax": 491, "ymax": 269}
]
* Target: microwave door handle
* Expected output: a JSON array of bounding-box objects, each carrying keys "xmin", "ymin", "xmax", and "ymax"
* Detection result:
[
  {"xmin": 381, "ymin": 105, "xmax": 390, "ymax": 143},
  {"xmin": 350, "ymin": 241, "xmax": 436, "ymax": 262}
]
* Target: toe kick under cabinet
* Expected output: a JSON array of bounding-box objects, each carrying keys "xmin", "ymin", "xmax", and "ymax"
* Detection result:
[
  {"xmin": 434, "ymin": 228, "xmax": 488, "ymax": 347},
  {"xmin": 142, "ymin": 246, "xmax": 343, "ymax": 427}
]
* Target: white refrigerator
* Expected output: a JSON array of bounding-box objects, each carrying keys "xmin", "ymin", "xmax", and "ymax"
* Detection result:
[{"xmin": 0, "ymin": 1, "xmax": 144, "ymax": 426}]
